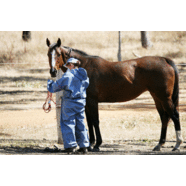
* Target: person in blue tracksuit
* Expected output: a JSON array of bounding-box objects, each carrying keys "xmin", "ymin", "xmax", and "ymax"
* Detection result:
[{"xmin": 47, "ymin": 58, "xmax": 90, "ymax": 154}]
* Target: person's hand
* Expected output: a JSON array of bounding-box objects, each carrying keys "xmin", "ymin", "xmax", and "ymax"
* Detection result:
[{"xmin": 48, "ymin": 77, "xmax": 56, "ymax": 81}]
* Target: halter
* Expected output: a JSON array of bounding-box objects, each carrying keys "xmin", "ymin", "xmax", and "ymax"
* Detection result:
[
  {"xmin": 52, "ymin": 47, "xmax": 72, "ymax": 68},
  {"xmin": 68, "ymin": 48, "xmax": 72, "ymax": 57}
]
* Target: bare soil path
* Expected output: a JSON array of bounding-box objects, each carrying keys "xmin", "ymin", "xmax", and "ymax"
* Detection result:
[{"xmin": 1, "ymin": 106, "xmax": 186, "ymax": 155}]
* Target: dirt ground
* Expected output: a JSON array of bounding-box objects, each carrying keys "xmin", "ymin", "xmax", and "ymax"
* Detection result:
[{"xmin": 1, "ymin": 105, "xmax": 186, "ymax": 155}]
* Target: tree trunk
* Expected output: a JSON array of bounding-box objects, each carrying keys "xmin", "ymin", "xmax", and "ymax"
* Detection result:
[
  {"xmin": 117, "ymin": 31, "xmax": 122, "ymax": 61},
  {"xmin": 22, "ymin": 31, "xmax": 31, "ymax": 41},
  {"xmin": 141, "ymin": 31, "xmax": 152, "ymax": 49},
  {"xmin": 56, "ymin": 69, "xmax": 63, "ymax": 144}
]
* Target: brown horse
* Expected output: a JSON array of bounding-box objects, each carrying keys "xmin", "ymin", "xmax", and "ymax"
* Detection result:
[{"xmin": 46, "ymin": 38, "xmax": 183, "ymax": 152}]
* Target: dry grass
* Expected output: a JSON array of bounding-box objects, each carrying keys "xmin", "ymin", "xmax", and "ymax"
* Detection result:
[{"xmin": 1, "ymin": 31, "xmax": 186, "ymax": 68}]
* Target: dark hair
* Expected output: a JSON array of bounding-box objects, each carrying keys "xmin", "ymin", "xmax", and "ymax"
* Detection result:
[{"xmin": 72, "ymin": 60, "xmax": 81, "ymax": 67}]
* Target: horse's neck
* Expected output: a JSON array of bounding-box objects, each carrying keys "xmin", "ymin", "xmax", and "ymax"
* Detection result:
[{"xmin": 70, "ymin": 51, "xmax": 88, "ymax": 66}]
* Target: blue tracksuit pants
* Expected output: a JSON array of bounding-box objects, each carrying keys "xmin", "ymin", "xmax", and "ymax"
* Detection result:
[{"xmin": 60, "ymin": 110, "xmax": 89, "ymax": 149}]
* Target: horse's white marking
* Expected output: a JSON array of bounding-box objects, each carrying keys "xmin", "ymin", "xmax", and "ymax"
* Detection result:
[
  {"xmin": 174, "ymin": 130, "xmax": 183, "ymax": 150},
  {"xmin": 51, "ymin": 50, "xmax": 56, "ymax": 69},
  {"xmin": 154, "ymin": 131, "xmax": 183, "ymax": 151}
]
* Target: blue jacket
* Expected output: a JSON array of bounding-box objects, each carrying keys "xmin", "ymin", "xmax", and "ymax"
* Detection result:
[{"xmin": 47, "ymin": 68, "xmax": 89, "ymax": 120}]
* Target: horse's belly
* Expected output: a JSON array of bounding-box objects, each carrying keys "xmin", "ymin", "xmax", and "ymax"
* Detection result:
[{"xmin": 98, "ymin": 86, "xmax": 146, "ymax": 103}]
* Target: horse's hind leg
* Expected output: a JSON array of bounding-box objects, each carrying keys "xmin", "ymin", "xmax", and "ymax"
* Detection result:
[
  {"xmin": 159, "ymin": 98, "xmax": 183, "ymax": 151},
  {"xmin": 170, "ymin": 108, "xmax": 183, "ymax": 151},
  {"xmin": 152, "ymin": 97, "xmax": 170, "ymax": 151}
]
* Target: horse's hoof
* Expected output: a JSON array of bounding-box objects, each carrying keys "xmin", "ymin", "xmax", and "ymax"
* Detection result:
[
  {"xmin": 88, "ymin": 146, "xmax": 93, "ymax": 152},
  {"xmin": 172, "ymin": 148, "xmax": 180, "ymax": 152},
  {"xmin": 153, "ymin": 145, "xmax": 161, "ymax": 151},
  {"xmin": 92, "ymin": 147, "xmax": 100, "ymax": 152}
]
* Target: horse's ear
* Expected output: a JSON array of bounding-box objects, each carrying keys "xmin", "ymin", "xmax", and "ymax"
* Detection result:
[
  {"xmin": 46, "ymin": 38, "xmax": 50, "ymax": 47},
  {"xmin": 57, "ymin": 38, "xmax": 61, "ymax": 47}
]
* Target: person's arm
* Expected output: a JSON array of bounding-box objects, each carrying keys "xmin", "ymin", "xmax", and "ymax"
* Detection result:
[
  {"xmin": 47, "ymin": 74, "xmax": 71, "ymax": 93},
  {"xmin": 47, "ymin": 79, "xmax": 59, "ymax": 93}
]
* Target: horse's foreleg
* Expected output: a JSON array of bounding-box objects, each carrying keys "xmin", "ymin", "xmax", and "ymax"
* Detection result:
[
  {"xmin": 86, "ymin": 98, "xmax": 102, "ymax": 151},
  {"xmin": 93, "ymin": 118, "xmax": 102, "ymax": 151},
  {"xmin": 91, "ymin": 101, "xmax": 102, "ymax": 152},
  {"xmin": 85, "ymin": 108, "xmax": 95, "ymax": 151}
]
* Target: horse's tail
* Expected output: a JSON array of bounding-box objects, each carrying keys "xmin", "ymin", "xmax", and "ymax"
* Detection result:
[{"xmin": 164, "ymin": 57, "xmax": 179, "ymax": 110}]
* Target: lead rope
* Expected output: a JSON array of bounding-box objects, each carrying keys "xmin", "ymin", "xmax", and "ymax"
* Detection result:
[{"xmin": 43, "ymin": 91, "xmax": 56, "ymax": 113}]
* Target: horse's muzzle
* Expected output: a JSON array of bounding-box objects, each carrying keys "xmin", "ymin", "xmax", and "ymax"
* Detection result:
[{"xmin": 50, "ymin": 68, "xmax": 57, "ymax": 77}]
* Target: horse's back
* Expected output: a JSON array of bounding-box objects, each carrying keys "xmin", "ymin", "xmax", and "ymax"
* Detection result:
[{"xmin": 88, "ymin": 58, "xmax": 144, "ymax": 102}]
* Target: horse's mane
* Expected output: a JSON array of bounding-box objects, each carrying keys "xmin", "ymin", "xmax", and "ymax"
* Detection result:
[{"xmin": 63, "ymin": 46, "xmax": 99, "ymax": 58}]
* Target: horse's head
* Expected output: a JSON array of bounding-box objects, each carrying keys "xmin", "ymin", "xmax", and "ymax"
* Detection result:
[{"xmin": 46, "ymin": 38, "xmax": 71, "ymax": 77}]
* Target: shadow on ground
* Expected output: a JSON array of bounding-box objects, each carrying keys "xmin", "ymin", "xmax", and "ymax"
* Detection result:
[{"xmin": 0, "ymin": 139, "xmax": 186, "ymax": 155}]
